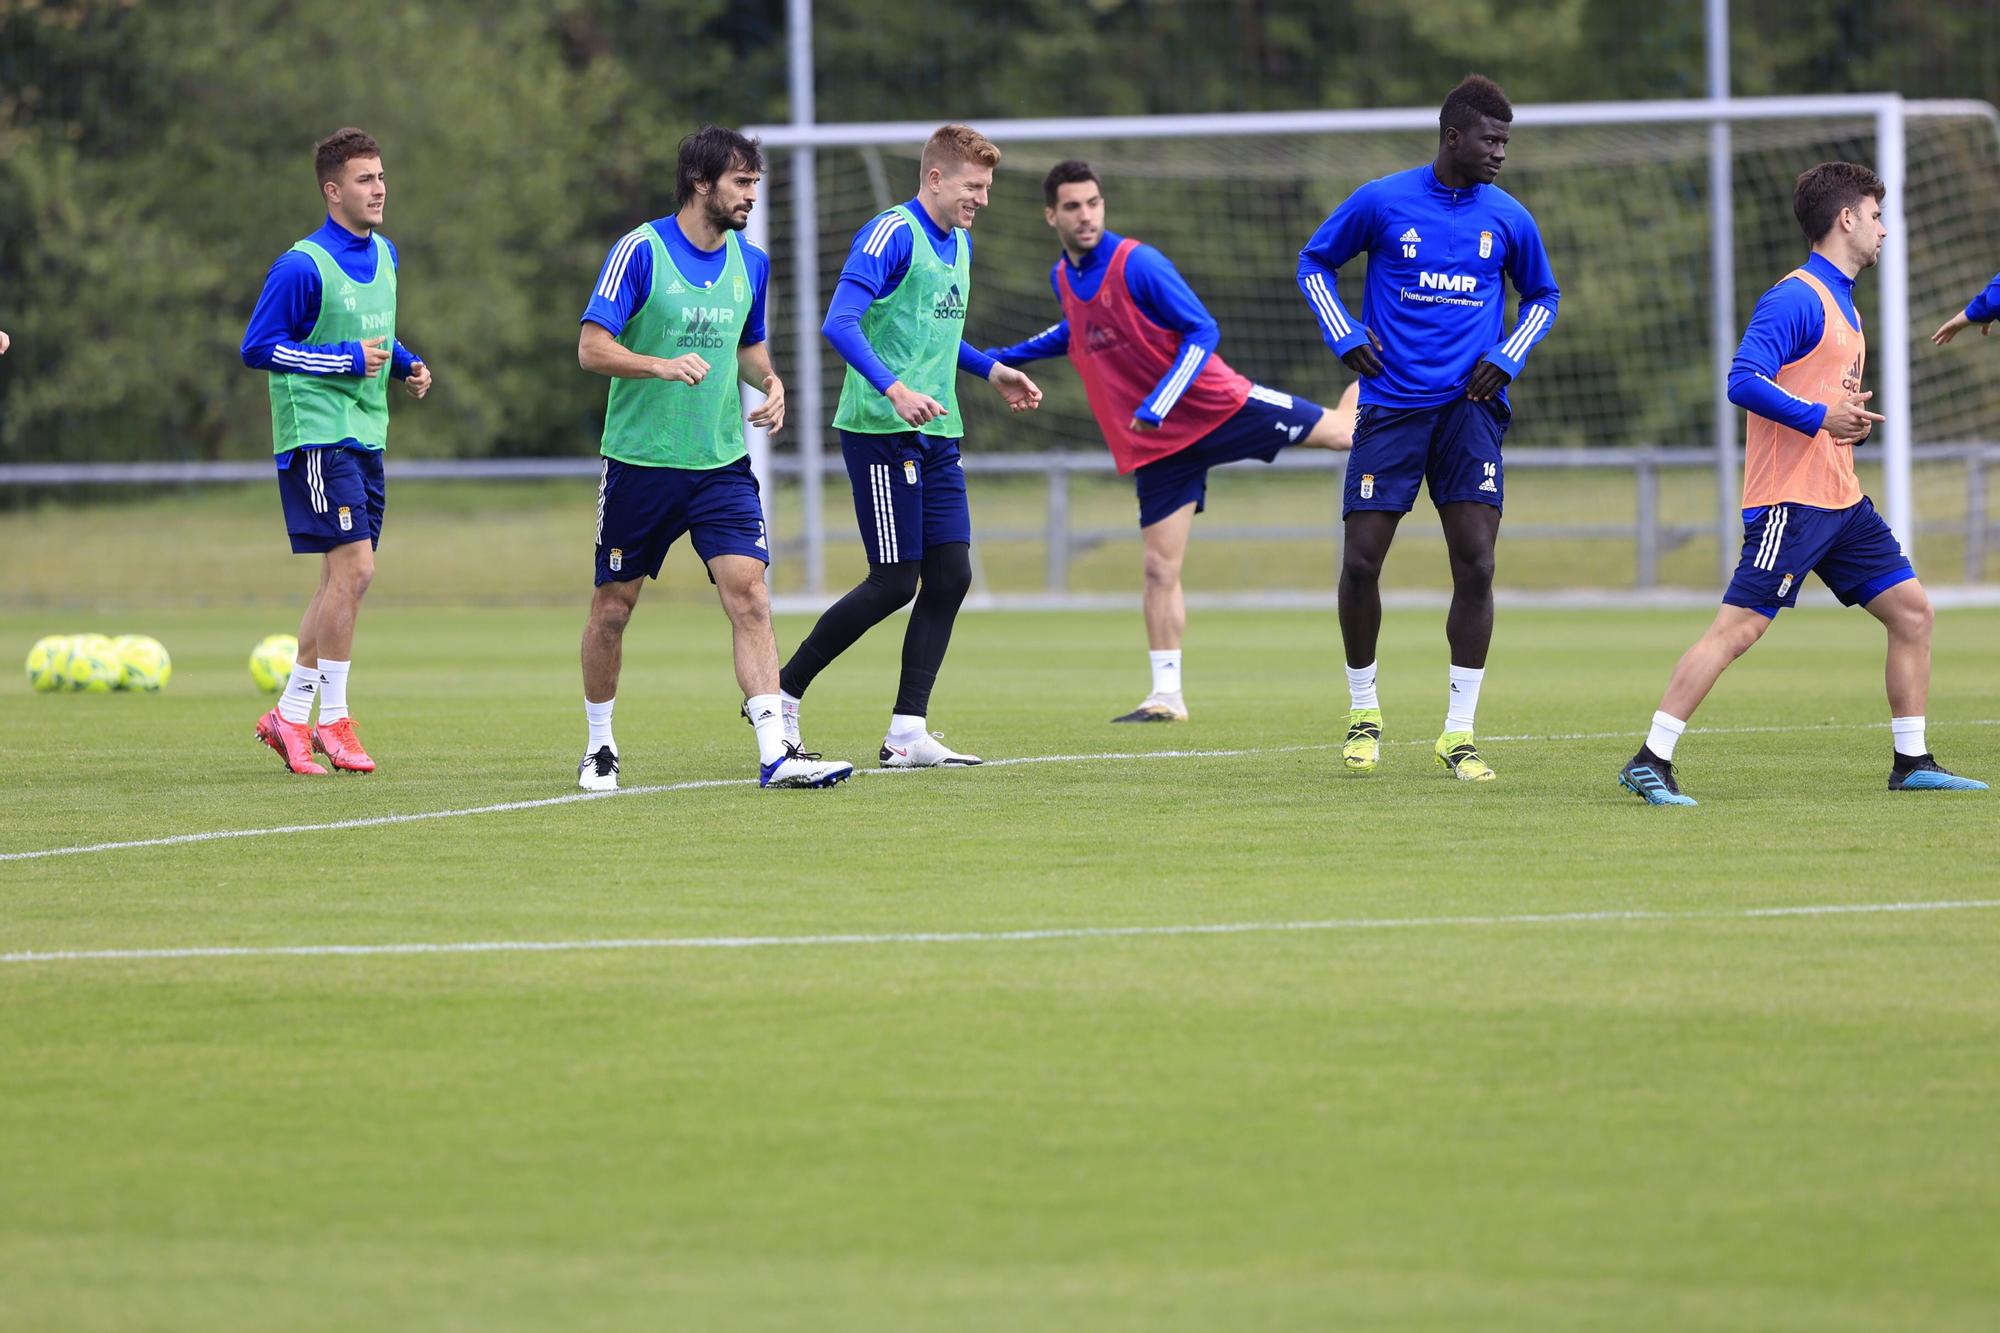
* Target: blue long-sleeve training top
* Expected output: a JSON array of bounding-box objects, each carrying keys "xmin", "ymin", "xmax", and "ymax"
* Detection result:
[
  {"xmin": 823, "ymin": 196, "xmax": 995, "ymax": 395},
  {"xmin": 579, "ymin": 215, "xmax": 770, "ymax": 343},
  {"xmin": 1726, "ymin": 252, "xmax": 1861, "ymax": 440},
  {"xmin": 1962, "ymin": 269, "xmax": 2000, "ymax": 325},
  {"xmin": 1297, "ymin": 165, "xmax": 1559, "ymax": 409},
  {"xmin": 241, "ymin": 216, "xmax": 421, "ymax": 383},
  {"xmin": 983, "ymin": 230, "xmax": 1221, "ymax": 424}
]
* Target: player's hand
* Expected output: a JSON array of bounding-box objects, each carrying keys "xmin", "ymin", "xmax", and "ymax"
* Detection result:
[
  {"xmin": 988, "ymin": 363, "xmax": 1042, "ymax": 413},
  {"xmin": 747, "ymin": 373, "xmax": 786, "ymax": 436},
  {"xmin": 1341, "ymin": 327, "xmax": 1385, "ymax": 378},
  {"xmin": 1931, "ymin": 310, "xmax": 1993, "ymax": 346},
  {"xmin": 360, "ymin": 336, "xmax": 391, "ymax": 377},
  {"xmin": 1823, "ymin": 390, "xmax": 1885, "ymax": 444},
  {"xmin": 1835, "ymin": 418, "xmax": 1874, "ymax": 448},
  {"xmin": 1465, "ymin": 360, "xmax": 1512, "ymax": 401},
  {"xmin": 1128, "ymin": 416, "xmax": 1159, "ymax": 433},
  {"xmin": 403, "ymin": 360, "xmax": 433, "ymax": 398},
  {"xmin": 886, "ymin": 381, "xmax": 948, "ymax": 427},
  {"xmin": 654, "ymin": 353, "xmax": 710, "ymax": 385}
]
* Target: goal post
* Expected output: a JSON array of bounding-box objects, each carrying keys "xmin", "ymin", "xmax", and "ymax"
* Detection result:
[{"xmin": 747, "ymin": 96, "xmax": 2000, "ymax": 597}]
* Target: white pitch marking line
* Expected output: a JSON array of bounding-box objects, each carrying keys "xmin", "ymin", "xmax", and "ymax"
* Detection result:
[
  {"xmin": 4, "ymin": 719, "xmax": 1994, "ymax": 865},
  {"xmin": 5, "ymin": 899, "xmax": 1997, "ymax": 968}
]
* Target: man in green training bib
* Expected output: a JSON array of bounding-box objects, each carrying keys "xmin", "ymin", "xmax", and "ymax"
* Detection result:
[
  {"xmin": 778, "ymin": 124, "xmax": 1043, "ymax": 769},
  {"xmin": 576, "ymin": 125, "xmax": 852, "ymax": 792},
  {"xmin": 240, "ymin": 127, "xmax": 432, "ymax": 777}
]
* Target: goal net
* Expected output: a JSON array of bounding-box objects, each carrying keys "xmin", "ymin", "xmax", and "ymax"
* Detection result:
[{"xmin": 752, "ymin": 101, "xmax": 2000, "ymax": 595}]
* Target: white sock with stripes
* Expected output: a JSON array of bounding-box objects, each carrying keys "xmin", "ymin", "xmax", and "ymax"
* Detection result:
[
  {"xmin": 1445, "ymin": 665, "xmax": 1483, "ymax": 734},
  {"xmin": 314, "ymin": 659, "xmax": 351, "ymax": 724},
  {"xmin": 278, "ymin": 662, "xmax": 318, "ymax": 725}
]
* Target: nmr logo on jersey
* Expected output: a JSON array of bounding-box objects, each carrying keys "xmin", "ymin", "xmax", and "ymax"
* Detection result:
[
  {"xmin": 676, "ymin": 308, "xmax": 736, "ymax": 349},
  {"xmin": 933, "ymin": 284, "xmax": 967, "ymax": 320},
  {"xmin": 1418, "ymin": 272, "xmax": 1478, "ymax": 292}
]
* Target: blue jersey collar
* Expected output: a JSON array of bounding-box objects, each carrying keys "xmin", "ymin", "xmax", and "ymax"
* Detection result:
[
  {"xmin": 905, "ymin": 196, "xmax": 955, "ymax": 241},
  {"xmin": 1422, "ymin": 166, "xmax": 1483, "ymax": 202},
  {"xmin": 1062, "ymin": 230, "xmax": 1124, "ymax": 279},
  {"xmin": 1803, "ymin": 251, "xmax": 1856, "ymax": 295},
  {"xmin": 316, "ymin": 215, "xmax": 375, "ymax": 252}
]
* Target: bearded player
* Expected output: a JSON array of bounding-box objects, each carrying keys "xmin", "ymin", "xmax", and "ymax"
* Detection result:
[{"xmin": 986, "ymin": 159, "xmax": 1356, "ymax": 723}]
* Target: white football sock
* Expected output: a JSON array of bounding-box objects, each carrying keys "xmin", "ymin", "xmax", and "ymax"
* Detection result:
[
  {"xmin": 745, "ymin": 693, "xmax": 787, "ymax": 765},
  {"xmin": 1647, "ymin": 710, "xmax": 1687, "ymax": 762},
  {"xmin": 314, "ymin": 658, "xmax": 350, "ymax": 724},
  {"xmin": 278, "ymin": 661, "xmax": 318, "ymax": 724},
  {"xmin": 1345, "ymin": 661, "xmax": 1379, "ymax": 711},
  {"xmin": 1149, "ymin": 650, "xmax": 1182, "ymax": 697},
  {"xmin": 1891, "ymin": 715, "xmax": 1927, "ymax": 758},
  {"xmin": 887, "ymin": 713, "xmax": 927, "ymax": 746},
  {"xmin": 1445, "ymin": 664, "xmax": 1484, "ymax": 734},
  {"xmin": 585, "ymin": 697, "xmax": 616, "ymax": 754}
]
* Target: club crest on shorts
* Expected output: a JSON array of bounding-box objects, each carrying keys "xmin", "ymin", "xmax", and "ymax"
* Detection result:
[
  {"xmin": 337, "ymin": 505, "xmax": 353, "ymax": 532},
  {"xmin": 1360, "ymin": 473, "xmax": 1376, "ymax": 499},
  {"xmin": 608, "ymin": 548, "xmax": 623, "ymax": 572},
  {"xmin": 1479, "ymin": 230, "xmax": 1494, "ymax": 259},
  {"xmin": 904, "ymin": 460, "xmax": 918, "ymax": 485},
  {"xmin": 1778, "ymin": 572, "xmax": 1794, "ymax": 597}
]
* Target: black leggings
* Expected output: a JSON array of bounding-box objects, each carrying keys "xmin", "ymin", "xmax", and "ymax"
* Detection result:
[{"xmin": 780, "ymin": 542, "xmax": 973, "ymax": 717}]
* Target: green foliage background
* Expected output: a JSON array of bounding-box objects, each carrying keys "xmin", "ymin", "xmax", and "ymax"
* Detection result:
[{"xmin": 1, "ymin": 0, "xmax": 1995, "ymax": 462}]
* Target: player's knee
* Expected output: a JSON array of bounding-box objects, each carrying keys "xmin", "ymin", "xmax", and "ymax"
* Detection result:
[
  {"xmin": 1450, "ymin": 550, "xmax": 1496, "ymax": 591},
  {"xmin": 1341, "ymin": 549, "xmax": 1385, "ymax": 586},
  {"xmin": 1142, "ymin": 547, "xmax": 1181, "ymax": 590},
  {"xmin": 865, "ymin": 561, "xmax": 922, "ymax": 608},
  {"xmin": 922, "ymin": 544, "xmax": 973, "ymax": 603},
  {"xmin": 591, "ymin": 590, "xmax": 636, "ymax": 637},
  {"xmin": 1894, "ymin": 591, "xmax": 1934, "ymax": 641},
  {"xmin": 337, "ymin": 548, "xmax": 375, "ymax": 598},
  {"xmin": 719, "ymin": 573, "xmax": 771, "ymax": 625}
]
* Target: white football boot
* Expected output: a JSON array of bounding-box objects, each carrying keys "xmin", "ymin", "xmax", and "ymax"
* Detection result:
[
  {"xmin": 879, "ymin": 731, "xmax": 983, "ymax": 768},
  {"xmin": 1111, "ymin": 691, "xmax": 1189, "ymax": 723},
  {"xmin": 577, "ymin": 744, "xmax": 620, "ymax": 792},
  {"xmin": 760, "ymin": 742, "xmax": 854, "ymax": 789}
]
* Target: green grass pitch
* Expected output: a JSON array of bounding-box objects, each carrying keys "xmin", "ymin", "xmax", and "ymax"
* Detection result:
[{"xmin": 4, "ymin": 600, "xmax": 1999, "ymax": 1330}]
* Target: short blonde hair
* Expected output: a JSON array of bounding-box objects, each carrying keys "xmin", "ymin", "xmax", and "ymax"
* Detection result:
[{"xmin": 922, "ymin": 123, "xmax": 1001, "ymax": 178}]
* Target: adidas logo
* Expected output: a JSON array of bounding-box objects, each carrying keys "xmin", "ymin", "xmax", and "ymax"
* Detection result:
[
  {"xmin": 1399, "ymin": 228, "xmax": 1422, "ymax": 244},
  {"xmin": 933, "ymin": 284, "xmax": 967, "ymax": 320},
  {"xmin": 1479, "ymin": 478, "xmax": 1497, "ymax": 493},
  {"xmin": 665, "ymin": 278, "xmax": 686, "ymax": 294}
]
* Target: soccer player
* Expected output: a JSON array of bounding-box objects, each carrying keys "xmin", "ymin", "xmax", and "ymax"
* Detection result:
[
  {"xmin": 778, "ymin": 123, "xmax": 1043, "ymax": 768},
  {"xmin": 1930, "ymin": 268, "xmax": 2000, "ymax": 346},
  {"xmin": 241, "ymin": 127, "xmax": 432, "ymax": 776},
  {"xmin": 1619, "ymin": 163, "xmax": 1986, "ymax": 804},
  {"xmin": 1297, "ymin": 76, "xmax": 1560, "ymax": 781},
  {"xmin": 985, "ymin": 160, "xmax": 1358, "ymax": 723},
  {"xmin": 576, "ymin": 125, "xmax": 851, "ymax": 792}
]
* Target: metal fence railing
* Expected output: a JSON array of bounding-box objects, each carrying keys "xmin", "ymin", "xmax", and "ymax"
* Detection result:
[{"xmin": 8, "ymin": 443, "xmax": 1999, "ymax": 590}]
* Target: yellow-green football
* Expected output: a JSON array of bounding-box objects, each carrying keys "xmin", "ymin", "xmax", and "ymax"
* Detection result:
[
  {"xmin": 116, "ymin": 635, "xmax": 173, "ymax": 692},
  {"xmin": 249, "ymin": 634, "xmax": 299, "ymax": 694},
  {"xmin": 26, "ymin": 635, "xmax": 73, "ymax": 693},
  {"xmin": 64, "ymin": 644, "xmax": 122, "ymax": 694}
]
